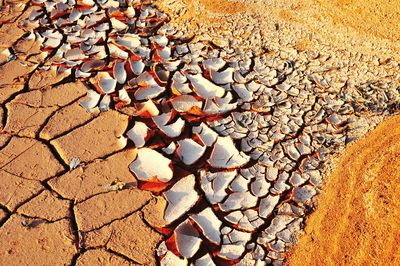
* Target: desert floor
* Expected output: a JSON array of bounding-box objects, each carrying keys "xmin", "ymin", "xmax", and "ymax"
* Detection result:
[{"xmin": 0, "ymin": 0, "xmax": 399, "ymax": 265}]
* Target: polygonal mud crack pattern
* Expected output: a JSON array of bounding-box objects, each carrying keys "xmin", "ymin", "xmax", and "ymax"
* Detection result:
[
  {"xmin": 83, "ymin": 211, "xmax": 163, "ymax": 265},
  {"xmin": 0, "ymin": 0, "xmax": 399, "ymax": 265},
  {"xmin": 0, "ymin": 1, "xmax": 163, "ymax": 264},
  {"xmin": 17, "ymin": 190, "xmax": 70, "ymax": 221},
  {"xmin": 0, "ymin": 137, "xmax": 64, "ymax": 181}
]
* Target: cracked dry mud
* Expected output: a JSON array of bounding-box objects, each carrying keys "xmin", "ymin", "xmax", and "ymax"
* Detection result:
[
  {"xmin": 0, "ymin": 3, "xmax": 161, "ymax": 265},
  {"xmin": 0, "ymin": 0, "xmax": 399, "ymax": 266}
]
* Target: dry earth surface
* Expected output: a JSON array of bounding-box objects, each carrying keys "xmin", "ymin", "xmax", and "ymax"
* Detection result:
[
  {"xmin": 156, "ymin": 0, "xmax": 400, "ymax": 60},
  {"xmin": 0, "ymin": 2, "xmax": 166, "ymax": 265},
  {"xmin": 0, "ymin": 0, "xmax": 399, "ymax": 265},
  {"xmin": 154, "ymin": 0, "xmax": 400, "ymax": 264},
  {"xmin": 288, "ymin": 114, "xmax": 400, "ymax": 265}
]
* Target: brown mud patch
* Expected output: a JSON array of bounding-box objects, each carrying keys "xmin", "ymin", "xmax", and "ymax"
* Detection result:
[
  {"xmin": 288, "ymin": 114, "xmax": 400, "ymax": 265},
  {"xmin": 0, "ymin": 7, "xmax": 163, "ymax": 263}
]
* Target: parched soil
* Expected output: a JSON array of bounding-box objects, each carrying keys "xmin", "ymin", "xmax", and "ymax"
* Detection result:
[
  {"xmin": 170, "ymin": 0, "xmax": 400, "ymax": 40},
  {"xmin": 287, "ymin": 114, "xmax": 400, "ymax": 265},
  {"xmin": 0, "ymin": 5, "xmax": 165, "ymax": 264},
  {"xmin": 156, "ymin": 0, "xmax": 400, "ymax": 59},
  {"xmin": 1, "ymin": 1, "xmax": 400, "ymax": 265},
  {"xmin": 196, "ymin": 0, "xmax": 247, "ymax": 14},
  {"xmin": 317, "ymin": 0, "xmax": 400, "ymax": 42}
]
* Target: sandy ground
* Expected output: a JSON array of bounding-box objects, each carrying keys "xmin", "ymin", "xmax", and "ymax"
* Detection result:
[
  {"xmin": 287, "ymin": 114, "xmax": 400, "ymax": 265},
  {"xmin": 0, "ymin": 1, "xmax": 399, "ymax": 265},
  {"xmin": 156, "ymin": 0, "xmax": 400, "ymax": 60}
]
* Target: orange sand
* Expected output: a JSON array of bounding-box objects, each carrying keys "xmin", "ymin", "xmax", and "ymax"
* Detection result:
[{"xmin": 288, "ymin": 115, "xmax": 400, "ymax": 265}]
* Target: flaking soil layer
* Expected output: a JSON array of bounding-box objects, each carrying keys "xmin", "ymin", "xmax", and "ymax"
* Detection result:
[{"xmin": 287, "ymin": 114, "xmax": 400, "ymax": 266}]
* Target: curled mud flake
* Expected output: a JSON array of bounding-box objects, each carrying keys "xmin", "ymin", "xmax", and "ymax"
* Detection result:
[
  {"xmin": 129, "ymin": 58, "xmax": 145, "ymax": 76},
  {"xmin": 134, "ymin": 84, "xmax": 165, "ymax": 100},
  {"xmin": 129, "ymin": 148, "xmax": 173, "ymax": 183},
  {"xmin": 259, "ymin": 194, "xmax": 280, "ymax": 219},
  {"xmin": 116, "ymin": 88, "xmax": 131, "ymax": 106},
  {"xmin": 126, "ymin": 121, "xmax": 150, "ymax": 148},
  {"xmin": 171, "ymin": 78, "xmax": 192, "ymax": 95},
  {"xmin": 207, "ymin": 136, "xmax": 250, "ymax": 169},
  {"xmin": 113, "ymin": 61, "xmax": 127, "ymax": 84},
  {"xmin": 266, "ymin": 167, "xmax": 279, "ymax": 181},
  {"xmin": 75, "ymin": 69, "xmax": 91, "ymax": 78},
  {"xmin": 154, "ymin": 46, "xmax": 172, "ymax": 61},
  {"xmin": 108, "ymin": 43, "xmax": 129, "ymax": 60},
  {"xmin": 135, "ymin": 99, "xmax": 160, "ymax": 117},
  {"xmin": 195, "ymin": 254, "xmax": 217, "ymax": 266},
  {"xmin": 190, "ymin": 207, "xmax": 222, "ymax": 245},
  {"xmin": 203, "ymin": 58, "xmax": 226, "ymax": 71},
  {"xmin": 41, "ymin": 36, "xmax": 58, "ymax": 49},
  {"xmin": 170, "ymin": 95, "xmax": 203, "ymax": 113},
  {"xmin": 160, "ymin": 251, "xmax": 187, "ymax": 266},
  {"xmin": 192, "ymin": 123, "xmax": 218, "ymax": 147},
  {"xmin": 202, "ymin": 95, "xmax": 238, "ymax": 116},
  {"xmin": 176, "ymin": 138, "xmax": 206, "ymax": 165},
  {"xmin": 210, "ymin": 67, "xmax": 235, "ymax": 85},
  {"xmin": 110, "ymin": 17, "xmax": 128, "ymax": 32},
  {"xmin": 80, "ymin": 59, "xmax": 106, "ymax": 72},
  {"xmin": 174, "ymin": 219, "xmax": 202, "ymax": 258},
  {"xmin": 232, "ymin": 84, "xmax": 254, "ymax": 102},
  {"xmin": 187, "ymin": 73, "xmax": 226, "ymax": 99},
  {"xmin": 116, "ymin": 34, "xmax": 141, "ymax": 52},
  {"xmin": 293, "ymin": 185, "xmax": 317, "ymax": 205},
  {"xmin": 250, "ymin": 177, "xmax": 270, "ymax": 197},
  {"xmin": 162, "ymin": 141, "xmax": 176, "ymax": 155},
  {"xmin": 80, "ymin": 90, "xmax": 100, "ymax": 113},
  {"xmin": 91, "ymin": 72, "xmax": 117, "ymax": 94},
  {"xmin": 132, "ymin": 72, "xmax": 166, "ymax": 100},
  {"xmin": 64, "ymin": 48, "xmax": 87, "ymax": 61},
  {"xmin": 200, "ymin": 170, "xmax": 237, "ymax": 204},
  {"xmin": 152, "ymin": 112, "xmax": 185, "ymax": 138},
  {"xmin": 163, "ymin": 174, "xmax": 199, "ymax": 224},
  {"xmin": 171, "ymin": 71, "xmax": 191, "ymax": 94},
  {"xmin": 99, "ymin": 94, "xmax": 111, "ymax": 111}
]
